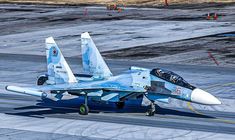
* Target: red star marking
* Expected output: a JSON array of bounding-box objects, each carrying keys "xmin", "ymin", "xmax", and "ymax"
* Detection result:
[{"xmin": 53, "ymin": 49, "xmax": 57, "ymax": 55}]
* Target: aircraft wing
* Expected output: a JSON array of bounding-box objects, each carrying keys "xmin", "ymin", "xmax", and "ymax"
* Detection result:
[
  {"xmin": 36, "ymin": 82, "xmax": 145, "ymax": 92},
  {"xmin": 6, "ymin": 81, "xmax": 146, "ymax": 97}
]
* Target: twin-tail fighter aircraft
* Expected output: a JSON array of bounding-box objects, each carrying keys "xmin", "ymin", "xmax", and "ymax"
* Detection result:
[{"xmin": 5, "ymin": 32, "xmax": 221, "ymax": 116}]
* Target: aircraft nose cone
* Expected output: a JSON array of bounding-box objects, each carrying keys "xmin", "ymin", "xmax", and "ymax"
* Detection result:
[{"xmin": 191, "ymin": 88, "xmax": 221, "ymax": 105}]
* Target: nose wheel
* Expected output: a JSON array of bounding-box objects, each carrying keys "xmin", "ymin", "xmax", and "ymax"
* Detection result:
[
  {"xmin": 146, "ymin": 102, "xmax": 155, "ymax": 116},
  {"xmin": 78, "ymin": 93, "xmax": 89, "ymax": 115}
]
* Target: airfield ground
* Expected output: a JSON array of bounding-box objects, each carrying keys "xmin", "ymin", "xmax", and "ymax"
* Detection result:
[
  {"xmin": 0, "ymin": 3, "xmax": 235, "ymax": 140},
  {"xmin": 0, "ymin": 3, "xmax": 235, "ymax": 67}
]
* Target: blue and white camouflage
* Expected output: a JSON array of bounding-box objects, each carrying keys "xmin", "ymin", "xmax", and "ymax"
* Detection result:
[
  {"xmin": 81, "ymin": 32, "xmax": 112, "ymax": 79},
  {"xmin": 46, "ymin": 37, "xmax": 77, "ymax": 84},
  {"xmin": 5, "ymin": 32, "xmax": 221, "ymax": 115}
]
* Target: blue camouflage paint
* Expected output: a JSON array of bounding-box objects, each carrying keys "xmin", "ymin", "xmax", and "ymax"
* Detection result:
[
  {"xmin": 47, "ymin": 46, "xmax": 61, "ymax": 64},
  {"xmin": 6, "ymin": 33, "xmax": 221, "ymax": 109},
  {"xmin": 149, "ymin": 75, "xmax": 192, "ymax": 102},
  {"xmin": 83, "ymin": 43, "xmax": 91, "ymax": 70}
]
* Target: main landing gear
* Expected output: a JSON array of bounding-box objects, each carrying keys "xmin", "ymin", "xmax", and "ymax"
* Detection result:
[
  {"xmin": 146, "ymin": 102, "xmax": 155, "ymax": 116},
  {"xmin": 79, "ymin": 94, "xmax": 89, "ymax": 115}
]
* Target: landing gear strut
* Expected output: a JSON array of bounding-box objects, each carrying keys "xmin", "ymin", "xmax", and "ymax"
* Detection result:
[
  {"xmin": 79, "ymin": 94, "xmax": 89, "ymax": 115},
  {"xmin": 146, "ymin": 102, "xmax": 155, "ymax": 116}
]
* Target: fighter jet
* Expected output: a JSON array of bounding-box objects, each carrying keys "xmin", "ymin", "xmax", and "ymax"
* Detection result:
[{"xmin": 5, "ymin": 32, "xmax": 221, "ymax": 116}]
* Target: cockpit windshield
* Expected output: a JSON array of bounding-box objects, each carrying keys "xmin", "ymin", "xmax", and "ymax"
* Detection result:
[{"xmin": 151, "ymin": 68, "xmax": 195, "ymax": 90}]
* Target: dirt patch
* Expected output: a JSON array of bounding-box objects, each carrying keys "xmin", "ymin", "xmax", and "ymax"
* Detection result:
[
  {"xmin": 209, "ymin": 45, "xmax": 235, "ymax": 58},
  {"xmin": 102, "ymin": 35, "xmax": 235, "ymax": 61},
  {"xmin": 225, "ymin": 54, "xmax": 235, "ymax": 58},
  {"xmin": 102, "ymin": 40, "xmax": 205, "ymax": 59},
  {"xmin": 0, "ymin": 3, "xmax": 234, "ymax": 68}
]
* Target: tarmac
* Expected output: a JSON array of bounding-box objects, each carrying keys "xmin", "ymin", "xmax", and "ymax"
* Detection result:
[
  {"xmin": 0, "ymin": 53, "xmax": 235, "ymax": 139},
  {"xmin": 0, "ymin": 3, "xmax": 235, "ymax": 140}
]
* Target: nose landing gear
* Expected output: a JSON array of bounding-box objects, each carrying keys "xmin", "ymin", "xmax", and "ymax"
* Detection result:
[{"xmin": 146, "ymin": 102, "xmax": 155, "ymax": 116}]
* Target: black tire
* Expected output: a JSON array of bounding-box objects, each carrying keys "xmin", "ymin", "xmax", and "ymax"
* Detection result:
[
  {"xmin": 116, "ymin": 102, "xmax": 125, "ymax": 109},
  {"xmin": 37, "ymin": 76, "xmax": 48, "ymax": 85},
  {"xmin": 79, "ymin": 104, "xmax": 89, "ymax": 115},
  {"xmin": 146, "ymin": 109, "xmax": 155, "ymax": 116}
]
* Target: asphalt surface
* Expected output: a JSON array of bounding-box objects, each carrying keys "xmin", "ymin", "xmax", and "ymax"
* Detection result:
[
  {"xmin": 1, "ymin": 93, "xmax": 235, "ymax": 135},
  {"xmin": 0, "ymin": 3, "xmax": 235, "ymax": 139},
  {"xmin": 0, "ymin": 4, "xmax": 235, "ymax": 68},
  {"xmin": 0, "ymin": 53, "xmax": 235, "ymax": 137}
]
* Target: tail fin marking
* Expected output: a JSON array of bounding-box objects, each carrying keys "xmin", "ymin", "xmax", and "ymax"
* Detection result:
[{"xmin": 46, "ymin": 37, "xmax": 77, "ymax": 84}]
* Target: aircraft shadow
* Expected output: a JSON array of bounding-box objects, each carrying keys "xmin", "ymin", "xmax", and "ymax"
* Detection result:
[{"xmin": 6, "ymin": 98, "xmax": 214, "ymax": 119}]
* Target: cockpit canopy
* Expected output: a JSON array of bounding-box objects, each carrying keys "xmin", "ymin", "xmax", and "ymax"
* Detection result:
[{"xmin": 150, "ymin": 68, "xmax": 196, "ymax": 90}]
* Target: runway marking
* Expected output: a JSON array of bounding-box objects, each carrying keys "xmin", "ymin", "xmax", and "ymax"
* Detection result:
[
  {"xmin": 215, "ymin": 118, "xmax": 235, "ymax": 124},
  {"xmin": 187, "ymin": 102, "xmax": 235, "ymax": 125},
  {"xmin": 204, "ymin": 82, "xmax": 235, "ymax": 90},
  {"xmin": 187, "ymin": 81, "xmax": 235, "ymax": 124},
  {"xmin": 186, "ymin": 102, "xmax": 203, "ymax": 115}
]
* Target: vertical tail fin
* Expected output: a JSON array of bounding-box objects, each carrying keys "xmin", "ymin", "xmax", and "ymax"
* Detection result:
[
  {"xmin": 46, "ymin": 37, "xmax": 77, "ymax": 84},
  {"xmin": 81, "ymin": 32, "xmax": 112, "ymax": 79}
]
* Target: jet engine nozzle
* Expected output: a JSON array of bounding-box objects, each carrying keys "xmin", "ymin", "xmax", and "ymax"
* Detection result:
[{"xmin": 191, "ymin": 88, "xmax": 221, "ymax": 105}]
